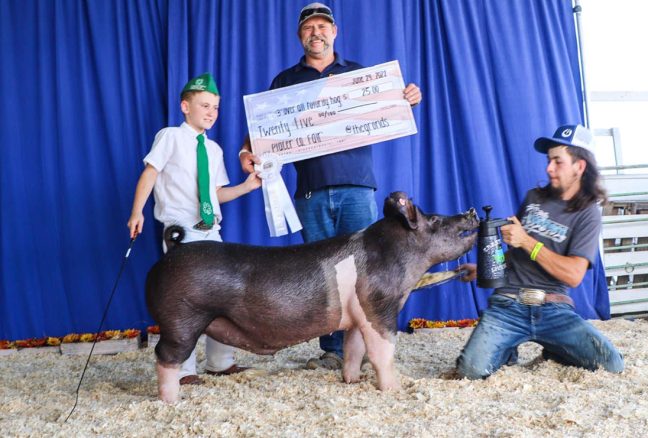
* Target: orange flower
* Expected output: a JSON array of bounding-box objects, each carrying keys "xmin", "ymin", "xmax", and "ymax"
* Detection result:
[
  {"xmin": 79, "ymin": 333, "xmax": 96, "ymax": 342},
  {"xmin": 63, "ymin": 333, "xmax": 80, "ymax": 343},
  {"xmin": 122, "ymin": 329, "xmax": 140, "ymax": 339},
  {"xmin": 409, "ymin": 318, "xmax": 479, "ymax": 330},
  {"xmin": 0, "ymin": 340, "xmax": 16, "ymax": 349},
  {"xmin": 15, "ymin": 339, "xmax": 33, "ymax": 348},
  {"xmin": 97, "ymin": 330, "xmax": 120, "ymax": 341},
  {"xmin": 147, "ymin": 325, "xmax": 160, "ymax": 334},
  {"xmin": 46, "ymin": 337, "xmax": 61, "ymax": 346},
  {"xmin": 30, "ymin": 338, "xmax": 47, "ymax": 347},
  {"xmin": 408, "ymin": 318, "xmax": 427, "ymax": 329}
]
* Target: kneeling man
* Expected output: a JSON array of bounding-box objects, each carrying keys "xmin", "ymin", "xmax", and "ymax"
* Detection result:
[{"xmin": 457, "ymin": 124, "xmax": 624, "ymax": 379}]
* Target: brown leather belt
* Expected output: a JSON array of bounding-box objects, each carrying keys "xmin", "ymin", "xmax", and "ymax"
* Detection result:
[{"xmin": 498, "ymin": 289, "xmax": 574, "ymax": 307}]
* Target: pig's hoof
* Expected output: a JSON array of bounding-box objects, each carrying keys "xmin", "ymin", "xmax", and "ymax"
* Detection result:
[
  {"xmin": 377, "ymin": 381, "xmax": 401, "ymax": 391},
  {"xmin": 343, "ymin": 372, "xmax": 361, "ymax": 384},
  {"xmin": 305, "ymin": 352, "xmax": 343, "ymax": 370},
  {"xmin": 159, "ymin": 394, "xmax": 179, "ymax": 404},
  {"xmin": 158, "ymin": 387, "xmax": 180, "ymax": 404}
]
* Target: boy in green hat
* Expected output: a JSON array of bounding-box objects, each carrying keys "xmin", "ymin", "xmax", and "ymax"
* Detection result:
[{"xmin": 128, "ymin": 73, "xmax": 261, "ymax": 389}]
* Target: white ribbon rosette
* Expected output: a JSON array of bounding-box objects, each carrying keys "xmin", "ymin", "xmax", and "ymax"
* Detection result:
[{"xmin": 255, "ymin": 153, "xmax": 302, "ymax": 237}]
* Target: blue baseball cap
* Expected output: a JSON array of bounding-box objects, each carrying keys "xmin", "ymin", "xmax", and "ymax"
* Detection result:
[
  {"xmin": 298, "ymin": 3, "xmax": 335, "ymax": 28},
  {"xmin": 534, "ymin": 124, "xmax": 595, "ymax": 153}
]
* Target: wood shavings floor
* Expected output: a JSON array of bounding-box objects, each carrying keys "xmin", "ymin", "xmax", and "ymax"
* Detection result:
[{"xmin": 1, "ymin": 318, "xmax": 647, "ymax": 437}]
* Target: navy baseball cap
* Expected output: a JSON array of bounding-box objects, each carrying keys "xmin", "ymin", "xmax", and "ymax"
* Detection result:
[
  {"xmin": 298, "ymin": 3, "xmax": 335, "ymax": 28},
  {"xmin": 534, "ymin": 124, "xmax": 595, "ymax": 153}
]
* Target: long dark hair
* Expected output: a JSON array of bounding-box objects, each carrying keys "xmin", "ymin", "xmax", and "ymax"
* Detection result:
[{"xmin": 537, "ymin": 146, "xmax": 607, "ymax": 212}]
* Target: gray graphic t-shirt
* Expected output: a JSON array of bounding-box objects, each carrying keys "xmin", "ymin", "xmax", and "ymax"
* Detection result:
[{"xmin": 503, "ymin": 189, "xmax": 601, "ymax": 295}]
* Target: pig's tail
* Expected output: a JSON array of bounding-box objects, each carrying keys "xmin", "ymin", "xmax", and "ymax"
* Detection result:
[{"xmin": 164, "ymin": 225, "xmax": 185, "ymax": 251}]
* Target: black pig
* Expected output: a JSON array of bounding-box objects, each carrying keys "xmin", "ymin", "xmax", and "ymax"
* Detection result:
[{"xmin": 147, "ymin": 191, "xmax": 478, "ymax": 402}]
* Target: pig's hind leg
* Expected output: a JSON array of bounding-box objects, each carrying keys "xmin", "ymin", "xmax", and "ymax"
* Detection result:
[
  {"xmin": 342, "ymin": 327, "xmax": 366, "ymax": 384},
  {"xmin": 154, "ymin": 329, "xmax": 205, "ymax": 403},
  {"xmin": 156, "ymin": 361, "xmax": 181, "ymax": 403}
]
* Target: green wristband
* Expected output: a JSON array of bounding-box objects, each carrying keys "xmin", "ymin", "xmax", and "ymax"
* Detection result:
[{"xmin": 530, "ymin": 242, "xmax": 544, "ymax": 261}]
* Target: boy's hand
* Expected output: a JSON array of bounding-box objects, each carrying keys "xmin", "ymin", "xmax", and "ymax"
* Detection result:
[
  {"xmin": 240, "ymin": 151, "xmax": 261, "ymax": 174},
  {"xmin": 245, "ymin": 171, "xmax": 262, "ymax": 192},
  {"xmin": 127, "ymin": 213, "xmax": 144, "ymax": 239}
]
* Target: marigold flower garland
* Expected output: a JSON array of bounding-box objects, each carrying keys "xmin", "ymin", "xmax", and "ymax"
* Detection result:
[
  {"xmin": 0, "ymin": 329, "xmax": 141, "ymax": 350},
  {"xmin": 409, "ymin": 318, "xmax": 478, "ymax": 330}
]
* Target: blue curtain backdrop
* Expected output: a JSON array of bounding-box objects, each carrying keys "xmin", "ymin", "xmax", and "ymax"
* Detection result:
[{"xmin": 0, "ymin": 0, "xmax": 608, "ymax": 341}]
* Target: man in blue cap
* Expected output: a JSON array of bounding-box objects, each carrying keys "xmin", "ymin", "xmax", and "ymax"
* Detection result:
[
  {"xmin": 239, "ymin": 2, "xmax": 422, "ymax": 370},
  {"xmin": 455, "ymin": 124, "xmax": 624, "ymax": 379}
]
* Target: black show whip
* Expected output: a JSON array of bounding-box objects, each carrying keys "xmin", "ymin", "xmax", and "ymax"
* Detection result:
[{"xmin": 64, "ymin": 236, "xmax": 137, "ymax": 423}]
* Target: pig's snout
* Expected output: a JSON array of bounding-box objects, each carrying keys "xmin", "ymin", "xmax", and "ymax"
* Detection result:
[
  {"xmin": 464, "ymin": 207, "xmax": 478, "ymax": 224},
  {"xmin": 459, "ymin": 208, "xmax": 479, "ymax": 234},
  {"xmin": 455, "ymin": 208, "xmax": 479, "ymax": 247}
]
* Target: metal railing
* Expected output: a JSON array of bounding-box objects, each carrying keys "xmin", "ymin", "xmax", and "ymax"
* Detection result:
[
  {"xmin": 606, "ymin": 262, "xmax": 648, "ymax": 272},
  {"xmin": 604, "ymin": 243, "xmax": 648, "ymax": 252},
  {"xmin": 609, "ymin": 281, "xmax": 648, "ymax": 290},
  {"xmin": 606, "ymin": 191, "xmax": 648, "ymax": 198},
  {"xmin": 603, "ymin": 217, "xmax": 648, "ymax": 225},
  {"xmin": 603, "ymin": 202, "xmax": 647, "ymax": 306},
  {"xmin": 611, "ymin": 297, "xmax": 648, "ymax": 306},
  {"xmin": 600, "ymin": 163, "xmax": 648, "ymax": 172}
]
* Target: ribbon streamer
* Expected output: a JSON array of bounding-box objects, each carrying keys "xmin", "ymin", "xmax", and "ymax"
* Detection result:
[{"xmin": 256, "ymin": 153, "xmax": 302, "ymax": 237}]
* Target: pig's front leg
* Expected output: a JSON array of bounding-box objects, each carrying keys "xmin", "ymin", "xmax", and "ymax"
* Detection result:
[
  {"xmin": 361, "ymin": 327, "xmax": 400, "ymax": 391},
  {"xmin": 342, "ymin": 327, "xmax": 366, "ymax": 384},
  {"xmin": 156, "ymin": 361, "xmax": 181, "ymax": 403}
]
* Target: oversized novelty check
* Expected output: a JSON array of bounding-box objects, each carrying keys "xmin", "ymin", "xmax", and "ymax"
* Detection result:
[
  {"xmin": 243, "ymin": 60, "xmax": 417, "ymax": 162},
  {"xmin": 243, "ymin": 60, "xmax": 417, "ymax": 237}
]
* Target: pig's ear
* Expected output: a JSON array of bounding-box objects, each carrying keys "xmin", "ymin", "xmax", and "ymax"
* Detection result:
[
  {"xmin": 384, "ymin": 193, "xmax": 419, "ymax": 230},
  {"xmin": 428, "ymin": 215, "xmax": 442, "ymax": 232}
]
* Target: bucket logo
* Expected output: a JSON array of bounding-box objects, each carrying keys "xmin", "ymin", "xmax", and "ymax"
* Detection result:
[{"xmin": 561, "ymin": 128, "xmax": 573, "ymax": 138}]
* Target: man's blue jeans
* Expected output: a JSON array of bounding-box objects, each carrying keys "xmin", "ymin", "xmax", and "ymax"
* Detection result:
[
  {"xmin": 456, "ymin": 294, "xmax": 624, "ymax": 379},
  {"xmin": 295, "ymin": 185, "xmax": 377, "ymax": 358}
]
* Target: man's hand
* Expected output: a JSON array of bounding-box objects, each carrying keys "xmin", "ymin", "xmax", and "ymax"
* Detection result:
[
  {"xmin": 457, "ymin": 263, "xmax": 477, "ymax": 282},
  {"xmin": 239, "ymin": 150, "xmax": 261, "ymax": 174},
  {"xmin": 501, "ymin": 216, "xmax": 532, "ymax": 249},
  {"xmin": 403, "ymin": 83, "xmax": 422, "ymax": 106}
]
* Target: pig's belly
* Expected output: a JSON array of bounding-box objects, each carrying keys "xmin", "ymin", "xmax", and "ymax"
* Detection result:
[
  {"xmin": 204, "ymin": 316, "xmax": 341, "ymax": 354},
  {"xmin": 205, "ymin": 255, "xmax": 362, "ymax": 354}
]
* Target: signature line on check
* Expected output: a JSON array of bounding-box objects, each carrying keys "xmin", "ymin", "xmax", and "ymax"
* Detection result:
[{"xmin": 337, "ymin": 102, "xmax": 378, "ymax": 112}]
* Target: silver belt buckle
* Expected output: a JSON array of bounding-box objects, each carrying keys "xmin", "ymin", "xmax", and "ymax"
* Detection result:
[{"xmin": 518, "ymin": 288, "xmax": 546, "ymax": 306}]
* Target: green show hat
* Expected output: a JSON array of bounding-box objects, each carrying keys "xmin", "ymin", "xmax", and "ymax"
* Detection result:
[{"xmin": 182, "ymin": 72, "xmax": 219, "ymax": 96}]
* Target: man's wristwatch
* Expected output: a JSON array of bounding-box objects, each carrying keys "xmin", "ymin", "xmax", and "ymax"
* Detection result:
[{"xmin": 238, "ymin": 149, "xmax": 251, "ymax": 157}]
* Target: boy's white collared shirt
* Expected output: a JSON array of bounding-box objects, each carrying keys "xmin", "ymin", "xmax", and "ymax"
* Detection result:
[{"xmin": 144, "ymin": 122, "xmax": 229, "ymax": 230}]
